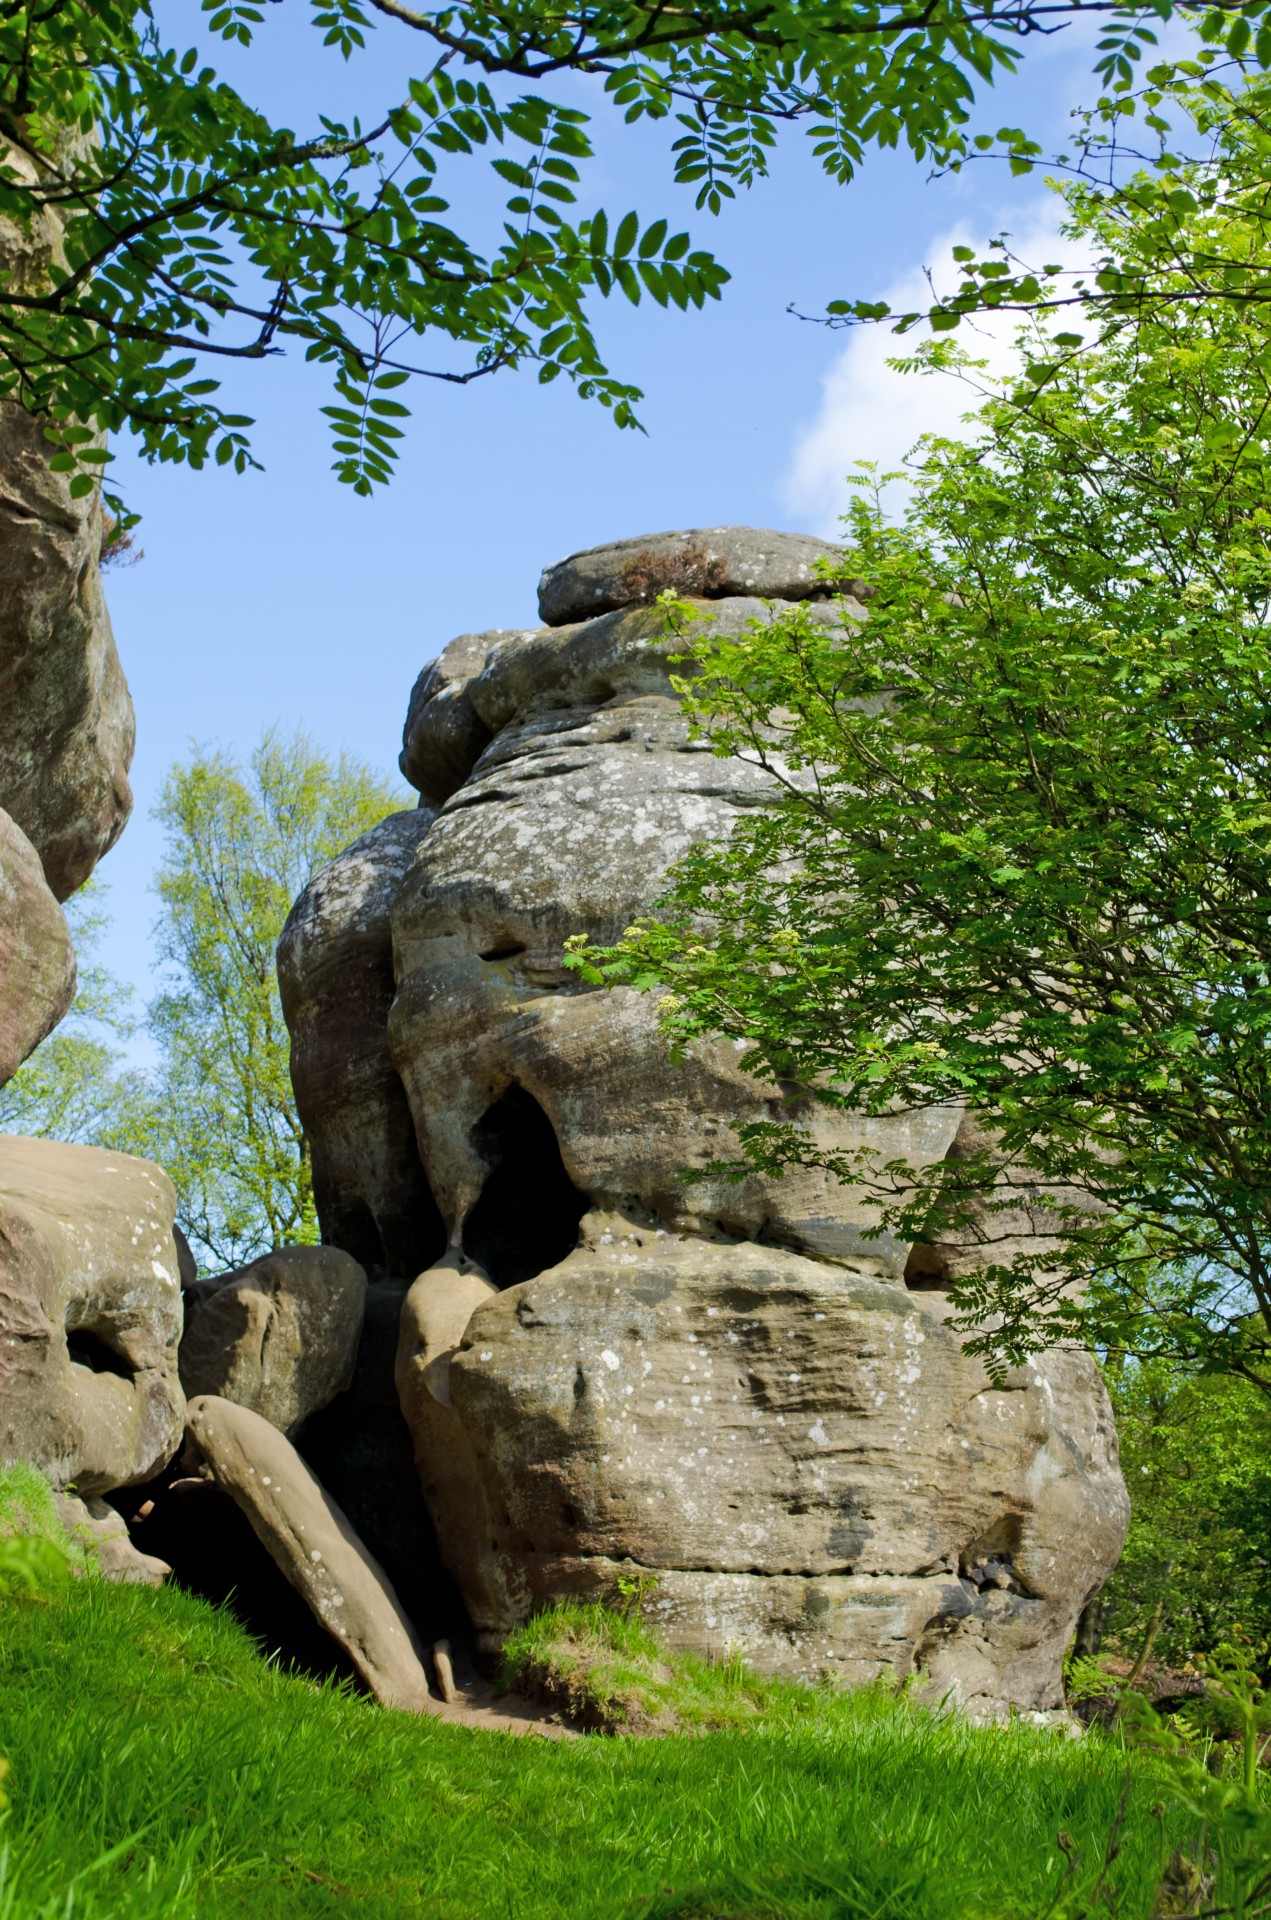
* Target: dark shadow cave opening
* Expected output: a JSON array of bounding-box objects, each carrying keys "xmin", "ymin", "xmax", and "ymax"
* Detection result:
[
  {"xmin": 66, "ymin": 1326, "xmax": 135, "ymax": 1380},
  {"xmin": 462, "ymin": 1084, "xmax": 588, "ymax": 1288},
  {"xmin": 903, "ymin": 1242, "xmax": 953, "ymax": 1290},
  {"xmin": 123, "ymin": 1471, "xmax": 364, "ymax": 1688}
]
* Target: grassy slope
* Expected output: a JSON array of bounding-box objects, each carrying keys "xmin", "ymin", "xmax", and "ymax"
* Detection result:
[
  {"xmin": 0, "ymin": 1578, "xmax": 1185, "ymax": 1920},
  {"xmin": 498, "ymin": 1600, "xmax": 819, "ymax": 1732}
]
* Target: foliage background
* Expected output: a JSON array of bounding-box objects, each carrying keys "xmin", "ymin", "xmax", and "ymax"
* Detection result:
[{"xmin": 1, "ymin": 729, "xmax": 404, "ymax": 1271}]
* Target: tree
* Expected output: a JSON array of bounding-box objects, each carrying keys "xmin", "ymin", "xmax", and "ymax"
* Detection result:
[
  {"xmin": 824, "ymin": 52, "xmax": 1271, "ymax": 339},
  {"xmin": 140, "ymin": 728, "xmax": 405, "ymax": 1271},
  {"xmin": 0, "ymin": 878, "xmax": 152, "ymax": 1146},
  {"xmin": 0, "ymin": 0, "xmax": 1264, "ymax": 504},
  {"xmin": 579, "ymin": 154, "xmax": 1271, "ymax": 1392},
  {"xmin": 1095, "ymin": 1361, "xmax": 1271, "ymax": 1668}
]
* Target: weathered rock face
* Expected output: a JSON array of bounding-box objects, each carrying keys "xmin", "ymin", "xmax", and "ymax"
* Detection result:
[
  {"xmin": 279, "ymin": 527, "xmax": 1129, "ymax": 1717},
  {"xmin": 278, "ymin": 813, "xmax": 444, "ymax": 1277},
  {"xmin": 179, "ymin": 1244, "xmax": 367, "ymax": 1437},
  {"xmin": 0, "ymin": 1135, "xmax": 185, "ymax": 1492},
  {"xmin": 440, "ymin": 1225, "xmax": 1126, "ymax": 1711},
  {"xmin": 399, "ymin": 630, "xmax": 533, "ymax": 806},
  {"xmin": 387, "ymin": 596, "xmax": 955, "ymax": 1281},
  {"xmin": 0, "ymin": 808, "xmax": 75, "ymax": 1088},
  {"xmin": 537, "ymin": 526, "xmax": 851, "ymax": 626},
  {"xmin": 0, "ymin": 400, "xmax": 134, "ymax": 902},
  {"xmin": 187, "ymin": 1394, "xmax": 437, "ymax": 1711}
]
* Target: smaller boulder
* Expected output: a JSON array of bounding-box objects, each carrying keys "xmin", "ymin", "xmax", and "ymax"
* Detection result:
[
  {"xmin": 186, "ymin": 1395, "xmax": 436, "ymax": 1712},
  {"xmin": 0, "ymin": 1135, "xmax": 185, "ymax": 1493},
  {"xmin": 179, "ymin": 1245, "xmax": 366, "ymax": 1438},
  {"xmin": 52, "ymin": 1489, "xmax": 169, "ymax": 1587},
  {"xmin": 399, "ymin": 630, "xmax": 530, "ymax": 805},
  {"xmin": 395, "ymin": 1253, "xmax": 501, "ymax": 1637},
  {"xmin": 299, "ymin": 1276, "xmax": 464, "ymax": 1642},
  {"xmin": 536, "ymin": 526, "xmax": 847, "ymax": 626}
]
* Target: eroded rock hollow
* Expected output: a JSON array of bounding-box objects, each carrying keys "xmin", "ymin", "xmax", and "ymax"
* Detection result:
[{"xmin": 281, "ymin": 526, "xmax": 1130, "ymax": 1719}]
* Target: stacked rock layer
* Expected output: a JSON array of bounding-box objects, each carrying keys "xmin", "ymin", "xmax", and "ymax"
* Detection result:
[{"xmin": 280, "ymin": 526, "xmax": 1130, "ymax": 1719}]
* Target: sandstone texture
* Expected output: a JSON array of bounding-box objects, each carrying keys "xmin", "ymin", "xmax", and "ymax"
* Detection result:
[
  {"xmin": 278, "ymin": 813, "xmax": 444, "ymax": 1277},
  {"xmin": 53, "ymin": 1489, "xmax": 170, "ymax": 1586},
  {"xmin": 399, "ymin": 630, "xmax": 532, "ymax": 806},
  {"xmin": 0, "ymin": 1135, "xmax": 185, "ymax": 1492},
  {"xmin": 0, "ymin": 399, "xmax": 134, "ymax": 901},
  {"xmin": 187, "ymin": 1394, "xmax": 437, "ymax": 1711},
  {"xmin": 387, "ymin": 595, "xmax": 933, "ymax": 1282},
  {"xmin": 0, "ymin": 808, "xmax": 75, "ymax": 1087},
  {"xmin": 537, "ymin": 526, "xmax": 850, "ymax": 626},
  {"xmin": 277, "ymin": 527, "xmax": 1130, "ymax": 1717},
  {"xmin": 395, "ymin": 1252, "xmax": 500, "ymax": 1636},
  {"xmin": 443, "ymin": 1228, "xmax": 1126, "ymax": 1713},
  {"xmin": 179, "ymin": 1244, "xmax": 367, "ymax": 1437}
]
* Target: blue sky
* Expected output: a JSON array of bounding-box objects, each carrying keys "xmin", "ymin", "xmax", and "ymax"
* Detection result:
[{"xmin": 93, "ymin": 8, "xmax": 1127, "ymax": 1015}]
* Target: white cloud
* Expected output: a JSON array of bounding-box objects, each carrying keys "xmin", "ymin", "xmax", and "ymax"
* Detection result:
[{"xmin": 783, "ymin": 195, "xmax": 1080, "ymax": 536}]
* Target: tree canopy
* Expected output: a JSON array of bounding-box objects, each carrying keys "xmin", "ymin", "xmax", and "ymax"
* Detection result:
[
  {"xmin": 578, "ymin": 148, "xmax": 1271, "ymax": 1393},
  {"xmin": 0, "ymin": 879, "xmax": 151, "ymax": 1146},
  {"xmin": 0, "ymin": 733, "xmax": 404, "ymax": 1272},
  {"xmin": 826, "ymin": 56, "xmax": 1271, "ymax": 342},
  {"xmin": 141, "ymin": 730, "xmax": 402, "ymax": 1271},
  {"xmin": 2, "ymin": 0, "xmax": 1268, "ymax": 503},
  {"xmin": 1096, "ymin": 1361, "xmax": 1271, "ymax": 1667}
]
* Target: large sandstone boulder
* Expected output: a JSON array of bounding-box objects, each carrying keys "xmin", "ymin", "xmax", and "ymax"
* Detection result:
[
  {"xmin": 0, "ymin": 1136, "xmax": 185, "ymax": 1491},
  {"xmin": 186, "ymin": 1394, "xmax": 437, "ymax": 1711},
  {"xmin": 435, "ymin": 1225, "xmax": 1127, "ymax": 1714},
  {"xmin": 179, "ymin": 1244, "xmax": 367, "ymax": 1437},
  {"xmin": 278, "ymin": 528, "xmax": 1130, "ymax": 1714},
  {"xmin": 387, "ymin": 596, "xmax": 942, "ymax": 1280},
  {"xmin": 0, "ymin": 809, "xmax": 75, "ymax": 1088},
  {"xmin": 0, "ymin": 400, "xmax": 134, "ymax": 902},
  {"xmin": 537, "ymin": 526, "xmax": 850, "ymax": 626},
  {"xmin": 277, "ymin": 813, "xmax": 444, "ymax": 1277}
]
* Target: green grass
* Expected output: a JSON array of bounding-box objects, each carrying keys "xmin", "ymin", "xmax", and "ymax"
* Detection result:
[
  {"xmin": 0, "ymin": 1465, "xmax": 65, "ymax": 1551},
  {"xmin": 0, "ymin": 1574, "xmax": 1192, "ymax": 1919},
  {"xmin": 500, "ymin": 1599, "xmax": 822, "ymax": 1733},
  {"xmin": 0, "ymin": 1464, "xmax": 83, "ymax": 1595}
]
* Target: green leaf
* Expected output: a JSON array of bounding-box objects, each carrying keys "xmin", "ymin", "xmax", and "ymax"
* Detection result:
[{"xmin": 639, "ymin": 218, "xmax": 668, "ymax": 259}]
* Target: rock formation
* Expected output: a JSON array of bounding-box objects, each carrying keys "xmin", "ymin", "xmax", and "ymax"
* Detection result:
[
  {"xmin": 277, "ymin": 812, "xmax": 444, "ymax": 1276},
  {"xmin": 0, "ymin": 186, "xmax": 183, "ymax": 1583},
  {"xmin": 280, "ymin": 526, "xmax": 1131, "ymax": 1719},
  {"xmin": 179, "ymin": 1244, "xmax": 368, "ymax": 1438},
  {"xmin": 187, "ymin": 1394, "xmax": 437, "ymax": 1712},
  {"xmin": 0, "ymin": 1135, "xmax": 185, "ymax": 1492},
  {"xmin": 0, "ymin": 333, "xmax": 132, "ymax": 1093},
  {"xmin": 0, "ymin": 810, "xmax": 76, "ymax": 1086},
  {"xmin": 0, "ymin": 399, "xmax": 134, "ymax": 904}
]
